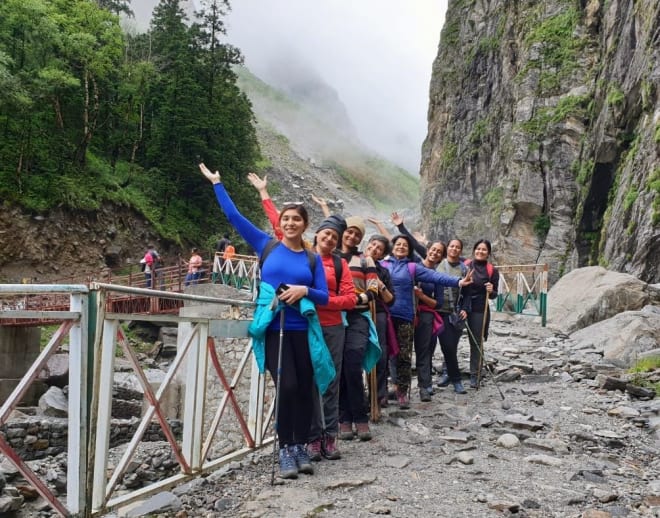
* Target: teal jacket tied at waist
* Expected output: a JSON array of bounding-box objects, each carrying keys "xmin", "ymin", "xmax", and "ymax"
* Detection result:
[
  {"xmin": 358, "ymin": 309, "xmax": 381, "ymax": 373},
  {"xmin": 248, "ymin": 282, "xmax": 336, "ymax": 395}
]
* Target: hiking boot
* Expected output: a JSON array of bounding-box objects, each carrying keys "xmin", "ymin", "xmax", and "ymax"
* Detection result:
[
  {"xmin": 339, "ymin": 422, "xmax": 354, "ymax": 441},
  {"xmin": 437, "ymin": 374, "xmax": 450, "ymax": 387},
  {"xmin": 322, "ymin": 435, "xmax": 341, "ymax": 460},
  {"xmin": 419, "ymin": 388, "xmax": 432, "ymax": 402},
  {"xmin": 453, "ymin": 381, "xmax": 467, "ymax": 394},
  {"xmin": 290, "ymin": 444, "xmax": 313, "ymax": 474},
  {"xmin": 278, "ymin": 447, "xmax": 298, "ymax": 479},
  {"xmin": 355, "ymin": 422, "xmax": 372, "ymax": 441},
  {"xmin": 397, "ymin": 391, "xmax": 410, "ymax": 409},
  {"xmin": 379, "ymin": 397, "xmax": 389, "ymax": 408},
  {"xmin": 306, "ymin": 438, "xmax": 322, "ymax": 462},
  {"xmin": 387, "ymin": 389, "xmax": 397, "ymax": 401},
  {"xmin": 470, "ymin": 375, "xmax": 478, "ymax": 388}
]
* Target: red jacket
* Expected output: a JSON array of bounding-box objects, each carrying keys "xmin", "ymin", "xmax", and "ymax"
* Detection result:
[{"xmin": 317, "ymin": 254, "xmax": 356, "ymax": 327}]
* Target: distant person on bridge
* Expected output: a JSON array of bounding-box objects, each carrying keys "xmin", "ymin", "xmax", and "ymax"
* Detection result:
[
  {"xmin": 184, "ymin": 248, "xmax": 203, "ymax": 287},
  {"xmin": 214, "ymin": 234, "xmax": 231, "ymax": 274},
  {"xmin": 199, "ymin": 162, "xmax": 332, "ymax": 481},
  {"xmin": 142, "ymin": 245, "xmax": 162, "ymax": 289}
]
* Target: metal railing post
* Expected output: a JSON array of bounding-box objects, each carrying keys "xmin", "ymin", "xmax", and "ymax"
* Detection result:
[{"xmin": 67, "ymin": 292, "xmax": 89, "ymax": 516}]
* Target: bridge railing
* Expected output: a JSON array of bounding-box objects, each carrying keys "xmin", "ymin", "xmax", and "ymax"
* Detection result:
[
  {"xmin": 0, "ymin": 283, "xmax": 272, "ymax": 517},
  {"xmin": 494, "ymin": 263, "xmax": 548, "ymax": 326}
]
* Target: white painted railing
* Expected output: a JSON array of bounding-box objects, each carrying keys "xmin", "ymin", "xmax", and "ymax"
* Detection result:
[{"xmin": 0, "ymin": 283, "xmax": 271, "ymax": 517}]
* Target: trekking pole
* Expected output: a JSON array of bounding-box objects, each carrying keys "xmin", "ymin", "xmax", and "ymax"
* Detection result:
[
  {"xmin": 464, "ymin": 320, "xmax": 509, "ymax": 407},
  {"xmin": 270, "ymin": 306, "xmax": 286, "ymax": 485},
  {"xmin": 476, "ymin": 297, "xmax": 489, "ymax": 389}
]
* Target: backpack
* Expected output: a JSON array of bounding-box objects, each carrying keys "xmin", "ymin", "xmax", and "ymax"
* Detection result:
[{"xmin": 259, "ymin": 239, "xmax": 317, "ymax": 286}]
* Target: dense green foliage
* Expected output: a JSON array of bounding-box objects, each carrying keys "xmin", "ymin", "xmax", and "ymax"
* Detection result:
[{"xmin": 0, "ymin": 0, "xmax": 262, "ymax": 245}]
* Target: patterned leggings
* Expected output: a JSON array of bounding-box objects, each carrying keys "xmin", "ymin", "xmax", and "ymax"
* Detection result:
[{"xmin": 392, "ymin": 318, "xmax": 414, "ymax": 393}]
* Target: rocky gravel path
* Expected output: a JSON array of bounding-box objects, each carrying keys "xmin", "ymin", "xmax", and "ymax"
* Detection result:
[{"xmin": 146, "ymin": 313, "xmax": 660, "ymax": 518}]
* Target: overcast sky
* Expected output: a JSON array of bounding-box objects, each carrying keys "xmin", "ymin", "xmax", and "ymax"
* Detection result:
[{"xmin": 223, "ymin": 1, "xmax": 448, "ymax": 173}]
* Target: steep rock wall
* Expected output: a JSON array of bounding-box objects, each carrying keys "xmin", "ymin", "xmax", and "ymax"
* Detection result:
[{"xmin": 420, "ymin": 0, "xmax": 659, "ymax": 283}]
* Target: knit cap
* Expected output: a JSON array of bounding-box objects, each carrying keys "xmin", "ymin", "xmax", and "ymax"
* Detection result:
[
  {"xmin": 344, "ymin": 216, "xmax": 366, "ymax": 239},
  {"xmin": 315, "ymin": 214, "xmax": 347, "ymax": 237}
]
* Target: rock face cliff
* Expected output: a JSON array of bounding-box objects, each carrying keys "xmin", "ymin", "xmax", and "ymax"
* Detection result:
[{"xmin": 420, "ymin": 0, "xmax": 659, "ymax": 283}]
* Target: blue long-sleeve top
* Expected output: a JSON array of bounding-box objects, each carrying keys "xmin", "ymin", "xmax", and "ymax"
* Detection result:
[
  {"xmin": 382, "ymin": 257, "xmax": 460, "ymax": 322},
  {"xmin": 417, "ymin": 274, "xmax": 444, "ymax": 311},
  {"xmin": 213, "ymin": 183, "xmax": 329, "ymax": 330}
]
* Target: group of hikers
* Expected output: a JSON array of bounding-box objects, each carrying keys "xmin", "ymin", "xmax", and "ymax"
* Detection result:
[{"xmin": 198, "ymin": 162, "xmax": 500, "ymax": 480}]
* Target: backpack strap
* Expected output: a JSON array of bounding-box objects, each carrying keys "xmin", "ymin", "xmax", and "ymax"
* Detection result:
[
  {"xmin": 331, "ymin": 253, "xmax": 343, "ymax": 295},
  {"xmin": 259, "ymin": 239, "xmax": 317, "ymax": 284}
]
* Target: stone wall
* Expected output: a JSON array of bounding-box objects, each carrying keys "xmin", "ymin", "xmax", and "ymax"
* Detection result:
[{"xmin": 0, "ymin": 418, "xmax": 183, "ymax": 461}]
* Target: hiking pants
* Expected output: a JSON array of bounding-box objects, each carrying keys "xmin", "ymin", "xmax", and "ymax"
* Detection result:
[
  {"xmin": 339, "ymin": 312, "xmax": 369, "ymax": 425},
  {"xmin": 413, "ymin": 311, "xmax": 435, "ymax": 391},
  {"xmin": 309, "ymin": 324, "xmax": 345, "ymax": 440},
  {"xmin": 438, "ymin": 319, "xmax": 463, "ymax": 382},
  {"xmin": 393, "ymin": 318, "xmax": 414, "ymax": 394},
  {"xmin": 265, "ymin": 330, "xmax": 314, "ymax": 446}
]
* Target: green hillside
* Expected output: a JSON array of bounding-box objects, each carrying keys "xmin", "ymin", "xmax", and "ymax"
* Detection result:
[{"xmin": 235, "ymin": 66, "xmax": 419, "ymax": 209}]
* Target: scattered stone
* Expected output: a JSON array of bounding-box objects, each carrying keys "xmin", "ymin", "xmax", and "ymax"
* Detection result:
[
  {"xmin": 495, "ymin": 369, "xmax": 522, "ymax": 382},
  {"xmin": 594, "ymin": 430, "xmax": 623, "ymax": 439},
  {"xmin": 523, "ymin": 438, "xmax": 569, "ymax": 454},
  {"xmin": 607, "ymin": 406, "xmax": 640, "ymax": 418},
  {"xmin": 122, "ymin": 491, "xmax": 182, "ymax": 517},
  {"xmin": 456, "ymin": 452, "xmax": 474, "ymax": 465},
  {"xmin": 625, "ymin": 384, "xmax": 656, "ymax": 399},
  {"xmin": 496, "ymin": 433, "xmax": 520, "ymax": 449},
  {"xmin": 502, "ymin": 414, "xmax": 545, "ymax": 431},
  {"xmin": 592, "ymin": 489, "xmax": 619, "ymax": 503},
  {"xmin": 581, "ymin": 510, "xmax": 612, "ymax": 518},
  {"xmin": 383, "ymin": 456, "xmax": 410, "ymax": 469},
  {"xmin": 487, "ymin": 500, "xmax": 520, "ymax": 512},
  {"xmin": 570, "ymin": 469, "xmax": 607, "ymax": 484},
  {"xmin": 37, "ymin": 386, "xmax": 68, "ymax": 417},
  {"xmin": 524, "ymin": 454, "xmax": 563, "ymax": 467},
  {"xmin": 596, "ymin": 376, "xmax": 629, "ymax": 392},
  {"xmin": 521, "ymin": 388, "xmax": 539, "ymax": 395},
  {"xmin": 366, "ymin": 500, "xmax": 392, "ymax": 514},
  {"xmin": 437, "ymin": 432, "xmax": 471, "ymax": 443},
  {"xmin": 324, "ymin": 476, "xmax": 377, "ymax": 489}
]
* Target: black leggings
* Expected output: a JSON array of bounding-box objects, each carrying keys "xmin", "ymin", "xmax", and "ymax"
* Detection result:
[{"xmin": 265, "ymin": 330, "xmax": 314, "ymax": 446}]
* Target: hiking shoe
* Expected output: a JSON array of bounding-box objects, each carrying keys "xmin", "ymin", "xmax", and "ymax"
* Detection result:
[
  {"xmin": 307, "ymin": 438, "xmax": 322, "ymax": 462},
  {"xmin": 322, "ymin": 435, "xmax": 341, "ymax": 460},
  {"xmin": 397, "ymin": 391, "xmax": 410, "ymax": 409},
  {"xmin": 453, "ymin": 381, "xmax": 467, "ymax": 394},
  {"xmin": 437, "ymin": 374, "xmax": 450, "ymax": 387},
  {"xmin": 290, "ymin": 444, "xmax": 314, "ymax": 474},
  {"xmin": 355, "ymin": 422, "xmax": 372, "ymax": 441},
  {"xmin": 387, "ymin": 389, "xmax": 397, "ymax": 401},
  {"xmin": 470, "ymin": 375, "xmax": 478, "ymax": 388},
  {"xmin": 379, "ymin": 397, "xmax": 389, "ymax": 408},
  {"xmin": 419, "ymin": 388, "xmax": 432, "ymax": 402},
  {"xmin": 278, "ymin": 447, "xmax": 298, "ymax": 479},
  {"xmin": 339, "ymin": 422, "xmax": 354, "ymax": 441}
]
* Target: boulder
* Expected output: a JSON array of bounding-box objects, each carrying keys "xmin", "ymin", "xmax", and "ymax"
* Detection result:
[
  {"xmin": 570, "ymin": 306, "xmax": 660, "ymax": 367},
  {"xmin": 37, "ymin": 386, "xmax": 68, "ymax": 417},
  {"xmin": 547, "ymin": 267, "xmax": 650, "ymax": 333},
  {"xmin": 38, "ymin": 353, "xmax": 69, "ymax": 387},
  {"xmin": 114, "ymin": 369, "xmax": 181, "ymax": 419}
]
